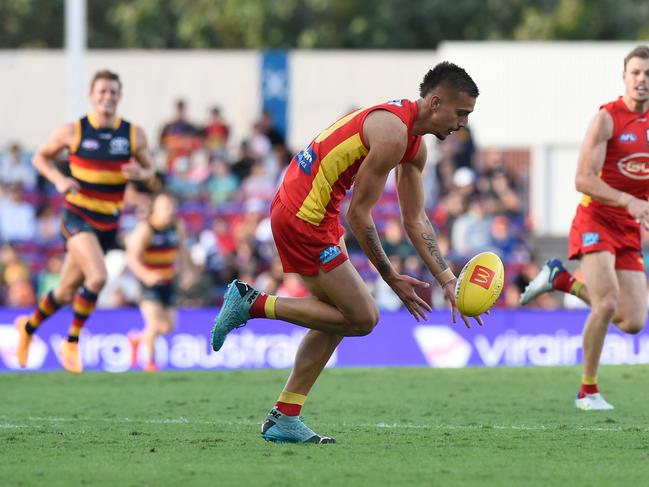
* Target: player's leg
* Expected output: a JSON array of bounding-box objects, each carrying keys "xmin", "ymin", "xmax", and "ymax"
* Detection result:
[
  {"xmin": 575, "ymin": 251, "xmax": 618, "ymax": 410},
  {"xmin": 15, "ymin": 251, "xmax": 84, "ymax": 367},
  {"xmin": 611, "ymin": 269, "xmax": 647, "ymax": 334},
  {"xmin": 139, "ymin": 299, "xmax": 169, "ymax": 371},
  {"xmin": 520, "ymin": 258, "xmax": 587, "ymax": 305},
  {"xmin": 262, "ymin": 239, "xmax": 371, "ymax": 444},
  {"xmin": 60, "ymin": 232, "xmax": 108, "ymax": 373}
]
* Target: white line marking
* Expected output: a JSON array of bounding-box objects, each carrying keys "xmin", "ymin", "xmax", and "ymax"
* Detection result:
[{"xmin": 0, "ymin": 415, "xmax": 642, "ymax": 433}]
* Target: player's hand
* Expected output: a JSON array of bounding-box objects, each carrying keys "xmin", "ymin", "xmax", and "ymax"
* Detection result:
[
  {"xmin": 143, "ymin": 272, "xmax": 165, "ymax": 287},
  {"xmin": 626, "ymin": 197, "xmax": 649, "ymax": 230},
  {"xmin": 54, "ymin": 176, "xmax": 80, "ymax": 195},
  {"xmin": 442, "ymin": 278, "xmax": 484, "ymax": 329},
  {"xmin": 385, "ymin": 273, "xmax": 432, "ymax": 322},
  {"xmin": 122, "ymin": 162, "xmax": 150, "ymax": 181}
]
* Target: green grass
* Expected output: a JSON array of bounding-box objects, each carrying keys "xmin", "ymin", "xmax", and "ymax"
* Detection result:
[{"xmin": 2, "ymin": 366, "xmax": 649, "ymax": 486}]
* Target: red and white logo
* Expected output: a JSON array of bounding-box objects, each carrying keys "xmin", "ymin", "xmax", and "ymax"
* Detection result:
[
  {"xmin": 469, "ymin": 265, "xmax": 495, "ymax": 290},
  {"xmin": 617, "ymin": 153, "xmax": 649, "ymax": 180}
]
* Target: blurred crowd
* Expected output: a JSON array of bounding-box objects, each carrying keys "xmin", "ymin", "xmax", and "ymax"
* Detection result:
[{"xmin": 0, "ymin": 100, "xmax": 552, "ymax": 311}]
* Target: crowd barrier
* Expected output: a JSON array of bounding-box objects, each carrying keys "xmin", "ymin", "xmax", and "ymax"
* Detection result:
[{"xmin": 2, "ymin": 308, "xmax": 649, "ymax": 372}]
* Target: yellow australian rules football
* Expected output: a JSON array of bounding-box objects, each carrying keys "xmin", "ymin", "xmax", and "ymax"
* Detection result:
[{"xmin": 455, "ymin": 251, "xmax": 504, "ymax": 317}]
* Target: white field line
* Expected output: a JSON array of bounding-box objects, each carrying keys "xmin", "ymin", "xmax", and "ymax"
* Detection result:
[{"xmin": 0, "ymin": 415, "xmax": 643, "ymax": 433}]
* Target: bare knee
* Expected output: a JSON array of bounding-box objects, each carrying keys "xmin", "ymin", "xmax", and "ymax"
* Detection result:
[
  {"xmin": 346, "ymin": 306, "xmax": 380, "ymax": 336},
  {"xmin": 54, "ymin": 286, "xmax": 76, "ymax": 305},
  {"xmin": 592, "ymin": 294, "xmax": 618, "ymax": 320},
  {"xmin": 615, "ymin": 317, "xmax": 645, "ymax": 335},
  {"xmin": 85, "ymin": 271, "xmax": 107, "ymax": 293}
]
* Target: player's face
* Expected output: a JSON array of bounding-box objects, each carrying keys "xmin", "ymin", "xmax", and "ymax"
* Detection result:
[
  {"xmin": 89, "ymin": 79, "xmax": 121, "ymax": 116},
  {"xmin": 153, "ymin": 195, "xmax": 176, "ymax": 223},
  {"xmin": 623, "ymin": 57, "xmax": 649, "ymax": 103},
  {"xmin": 429, "ymin": 90, "xmax": 476, "ymax": 141}
]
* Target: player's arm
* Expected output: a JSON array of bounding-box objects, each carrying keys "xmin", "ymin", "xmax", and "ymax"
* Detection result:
[
  {"xmin": 123, "ymin": 125, "xmax": 155, "ymax": 181},
  {"xmin": 32, "ymin": 123, "xmax": 80, "ymax": 194},
  {"xmin": 396, "ymin": 144, "xmax": 481, "ymax": 328},
  {"xmin": 126, "ymin": 222, "xmax": 161, "ymax": 286},
  {"xmin": 576, "ymin": 109, "xmax": 649, "ymax": 225},
  {"xmin": 176, "ymin": 220, "xmax": 196, "ymax": 289},
  {"xmin": 347, "ymin": 110, "xmax": 431, "ymax": 321}
]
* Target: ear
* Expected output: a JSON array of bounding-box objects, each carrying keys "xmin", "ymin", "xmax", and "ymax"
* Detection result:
[{"xmin": 429, "ymin": 94, "xmax": 441, "ymax": 111}]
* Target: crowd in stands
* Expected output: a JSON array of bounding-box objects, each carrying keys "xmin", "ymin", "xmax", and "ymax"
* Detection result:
[{"xmin": 0, "ymin": 100, "xmax": 549, "ymax": 311}]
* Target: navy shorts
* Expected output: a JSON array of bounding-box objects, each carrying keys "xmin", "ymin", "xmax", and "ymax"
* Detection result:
[
  {"xmin": 61, "ymin": 209, "xmax": 119, "ymax": 254},
  {"xmin": 141, "ymin": 281, "xmax": 176, "ymax": 307}
]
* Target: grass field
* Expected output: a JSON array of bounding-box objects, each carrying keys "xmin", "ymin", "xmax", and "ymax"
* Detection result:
[{"xmin": 2, "ymin": 365, "xmax": 649, "ymax": 486}]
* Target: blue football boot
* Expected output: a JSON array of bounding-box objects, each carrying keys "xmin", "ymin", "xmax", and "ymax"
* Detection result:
[
  {"xmin": 211, "ymin": 280, "xmax": 258, "ymax": 351},
  {"xmin": 261, "ymin": 408, "xmax": 335, "ymax": 444}
]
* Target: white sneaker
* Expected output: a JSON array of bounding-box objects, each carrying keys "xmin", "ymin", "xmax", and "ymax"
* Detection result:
[
  {"xmin": 520, "ymin": 258, "xmax": 567, "ymax": 305},
  {"xmin": 574, "ymin": 392, "xmax": 615, "ymax": 411}
]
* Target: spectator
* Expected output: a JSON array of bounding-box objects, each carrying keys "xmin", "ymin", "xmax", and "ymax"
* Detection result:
[
  {"xmin": 451, "ymin": 195, "xmax": 493, "ymax": 259},
  {"xmin": 0, "ymin": 142, "xmax": 36, "ymax": 190},
  {"xmin": 0, "ymin": 184, "xmax": 37, "ymax": 242},
  {"xmin": 206, "ymin": 156, "xmax": 238, "ymax": 205},
  {"xmin": 36, "ymin": 254, "xmax": 63, "ymax": 298},
  {"xmin": 159, "ymin": 99, "xmax": 202, "ymax": 174},
  {"xmin": 203, "ymin": 106, "xmax": 230, "ymax": 158}
]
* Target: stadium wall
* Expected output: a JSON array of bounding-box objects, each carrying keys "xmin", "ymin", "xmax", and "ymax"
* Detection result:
[
  {"xmin": 2, "ymin": 308, "xmax": 649, "ymax": 372},
  {"xmin": 0, "ymin": 42, "xmax": 643, "ymax": 235}
]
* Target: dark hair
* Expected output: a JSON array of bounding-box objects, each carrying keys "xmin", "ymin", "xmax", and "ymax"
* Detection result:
[
  {"xmin": 624, "ymin": 45, "xmax": 649, "ymax": 69},
  {"xmin": 90, "ymin": 69, "xmax": 121, "ymax": 91},
  {"xmin": 419, "ymin": 61, "xmax": 479, "ymax": 98}
]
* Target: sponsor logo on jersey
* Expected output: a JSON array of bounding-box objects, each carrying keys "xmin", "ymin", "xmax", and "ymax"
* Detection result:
[
  {"xmin": 109, "ymin": 136, "xmax": 130, "ymax": 155},
  {"xmin": 617, "ymin": 152, "xmax": 649, "ymax": 180},
  {"xmin": 319, "ymin": 245, "xmax": 342, "ymax": 265},
  {"xmin": 619, "ymin": 132, "xmax": 637, "ymax": 142},
  {"xmin": 295, "ymin": 143, "xmax": 316, "ymax": 175},
  {"xmin": 469, "ymin": 265, "xmax": 495, "ymax": 290},
  {"xmin": 387, "ymin": 99, "xmax": 403, "ymax": 107},
  {"xmin": 81, "ymin": 139, "xmax": 100, "ymax": 151},
  {"xmin": 582, "ymin": 232, "xmax": 599, "ymax": 247}
]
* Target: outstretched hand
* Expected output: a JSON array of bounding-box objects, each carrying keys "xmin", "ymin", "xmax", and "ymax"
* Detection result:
[
  {"xmin": 385, "ymin": 273, "xmax": 432, "ymax": 322},
  {"xmin": 442, "ymin": 278, "xmax": 485, "ymax": 328}
]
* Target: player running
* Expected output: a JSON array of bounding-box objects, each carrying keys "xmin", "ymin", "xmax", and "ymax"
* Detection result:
[
  {"xmin": 15, "ymin": 70, "xmax": 153, "ymax": 373},
  {"xmin": 126, "ymin": 191, "xmax": 192, "ymax": 372},
  {"xmin": 521, "ymin": 46, "xmax": 649, "ymax": 410},
  {"xmin": 212, "ymin": 62, "xmax": 485, "ymax": 443}
]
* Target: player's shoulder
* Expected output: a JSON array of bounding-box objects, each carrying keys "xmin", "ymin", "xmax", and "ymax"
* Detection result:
[{"xmin": 363, "ymin": 109, "xmax": 408, "ymax": 145}]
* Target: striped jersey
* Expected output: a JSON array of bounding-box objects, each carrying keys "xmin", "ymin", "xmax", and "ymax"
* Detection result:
[
  {"xmin": 278, "ymin": 99, "xmax": 422, "ymax": 226},
  {"xmin": 142, "ymin": 223, "xmax": 180, "ymax": 283},
  {"xmin": 579, "ymin": 97, "xmax": 649, "ymax": 226},
  {"xmin": 64, "ymin": 114, "xmax": 136, "ymax": 231}
]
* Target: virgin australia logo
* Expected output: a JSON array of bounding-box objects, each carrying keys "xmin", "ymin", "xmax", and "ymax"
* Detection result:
[{"xmin": 413, "ymin": 325, "xmax": 472, "ymax": 368}]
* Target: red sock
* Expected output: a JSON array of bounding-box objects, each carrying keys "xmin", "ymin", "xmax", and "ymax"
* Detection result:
[
  {"xmin": 553, "ymin": 271, "xmax": 582, "ymax": 296},
  {"xmin": 274, "ymin": 391, "xmax": 306, "ymax": 416},
  {"xmin": 578, "ymin": 383, "xmax": 599, "ymax": 398},
  {"xmin": 250, "ymin": 293, "xmax": 277, "ymax": 319}
]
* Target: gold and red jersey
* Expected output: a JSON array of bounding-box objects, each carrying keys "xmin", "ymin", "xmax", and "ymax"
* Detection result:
[
  {"xmin": 142, "ymin": 222, "xmax": 180, "ymax": 283},
  {"xmin": 277, "ymin": 99, "xmax": 422, "ymax": 226},
  {"xmin": 64, "ymin": 114, "xmax": 135, "ymax": 232},
  {"xmin": 579, "ymin": 97, "xmax": 649, "ymax": 226}
]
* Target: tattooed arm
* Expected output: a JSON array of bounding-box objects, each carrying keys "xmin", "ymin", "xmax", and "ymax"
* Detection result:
[
  {"xmin": 396, "ymin": 142, "xmax": 481, "ymax": 327},
  {"xmin": 346, "ymin": 111, "xmax": 432, "ymax": 321}
]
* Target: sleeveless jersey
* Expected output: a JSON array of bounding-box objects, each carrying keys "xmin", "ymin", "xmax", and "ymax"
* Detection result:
[
  {"xmin": 278, "ymin": 99, "xmax": 422, "ymax": 226},
  {"xmin": 142, "ymin": 222, "xmax": 180, "ymax": 283},
  {"xmin": 579, "ymin": 97, "xmax": 649, "ymax": 225},
  {"xmin": 64, "ymin": 114, "xmax": 135, "ymax": 231}
]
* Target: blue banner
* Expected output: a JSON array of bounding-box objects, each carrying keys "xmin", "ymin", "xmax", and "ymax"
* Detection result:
[
  {"xmin": 261, "ymin": 50, "xmax": 289, "ymax": 140},
  {"xmin": 2, "ymin": 309, "xmax": 649, "ymax": 372}
]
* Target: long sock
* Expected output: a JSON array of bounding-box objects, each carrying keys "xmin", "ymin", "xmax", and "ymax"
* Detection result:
[
  {"xmin": 68, "ymin": 286, "xmax": 98, "ymax": 342},
  {"xmin": 553, "ymin": 271, "xmax": 583, "ymax": 298},
  {"xmin": 275, "ymin": 390, "xmax": 306, "ymax": 416},
  {"xmin": 250, "ymin": 293, "xmax": 278, "ymax": 319},
  {"xmin": 25, "ymin": 290, "xmax": 62, "ymax": 335},
  {"xmin": 578, "ymin": 376, "xmax": 599, "ymax": 398}
]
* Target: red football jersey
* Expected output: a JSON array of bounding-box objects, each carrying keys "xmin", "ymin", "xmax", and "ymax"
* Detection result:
[
  {"xmin": 278, "ymin": 99, "xmax": 422, "ymax": 226},
  {"xmin": 579, "ymin": 97, "xmax": 649, "ymax": 225}
]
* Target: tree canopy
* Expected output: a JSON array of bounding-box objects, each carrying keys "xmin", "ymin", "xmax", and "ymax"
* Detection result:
[{"xmin": 2, "ymin": 0, "xmax": 649, "ymax": 49}]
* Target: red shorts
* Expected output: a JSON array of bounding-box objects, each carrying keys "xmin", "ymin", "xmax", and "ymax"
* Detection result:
[
  {"xmin": 568, "ymin": 206, "xmax": 644, "ymax": 271},
  {"xmin": 270, "ymin": 194, "xmax": 348, "ymax": 275}
]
